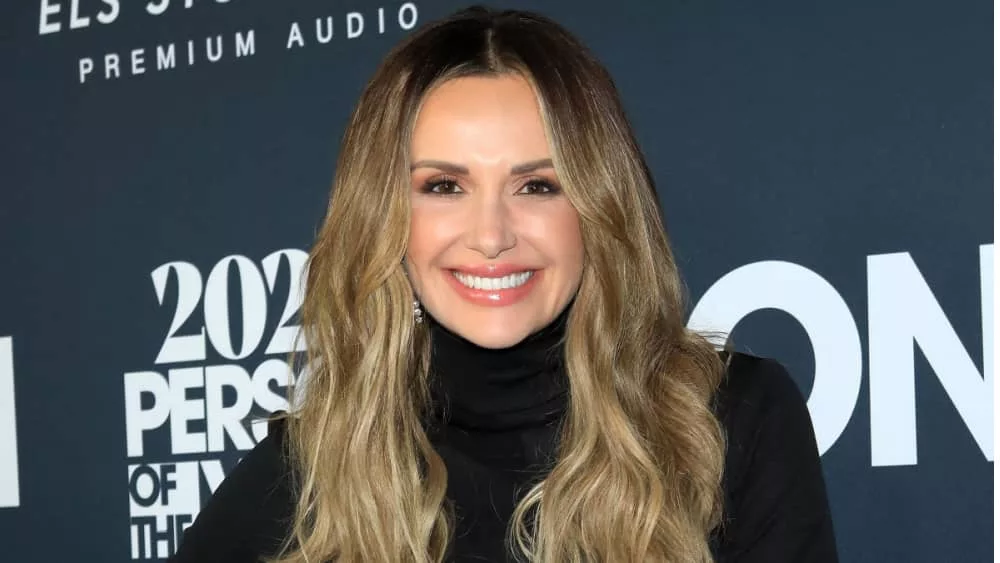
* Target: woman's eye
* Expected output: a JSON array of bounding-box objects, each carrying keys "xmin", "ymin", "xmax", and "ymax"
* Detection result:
[
  {"xmin": 424, "ymin": 180, "xmax": 462, "ymax": 195},
  {"xmin": 420, "ymin": 178, "xmax": 559, "ymax": 196},
  {"xmin": 519, "ymin": 181, "xmax": 558, "ymax": 195}
]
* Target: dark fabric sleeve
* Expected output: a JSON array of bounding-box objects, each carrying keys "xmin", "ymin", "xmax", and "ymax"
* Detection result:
[
  {"xmin": 711, "ymin": 353, "xmax": 839, "ymax": 563},
  {"xmin": 168, "ymin": 419, "xmax": 296, "ymax": 563}
]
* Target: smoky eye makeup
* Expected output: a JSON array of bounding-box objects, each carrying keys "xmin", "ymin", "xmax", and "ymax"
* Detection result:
[
  {"xmin": 417, "ymin": 174, "xmax": 461, "ymax": 195},
  {"xmin": 517, "ymin": 177, "xmax": 562, "ymax": 196},
  {"xmin": 413, "ymin": 173, "xmax": 563, "ymax": 197}
]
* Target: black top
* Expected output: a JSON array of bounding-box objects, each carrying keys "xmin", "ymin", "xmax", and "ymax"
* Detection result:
[{"xmin": 169, "ymin": 306, "xmax": 838, "ymax": 562}]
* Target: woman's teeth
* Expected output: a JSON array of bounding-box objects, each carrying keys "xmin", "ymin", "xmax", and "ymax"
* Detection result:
[{"xmin": 452, "ymin": 271, "xmax": 533, "ymax": 290}]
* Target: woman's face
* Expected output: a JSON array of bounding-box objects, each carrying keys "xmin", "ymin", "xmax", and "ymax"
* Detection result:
[{"xmin": 405, "ymin": 74, "xmax": 584, "ymax": 349}]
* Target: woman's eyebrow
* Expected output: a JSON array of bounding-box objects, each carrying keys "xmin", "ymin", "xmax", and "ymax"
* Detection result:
[
  {"xmin": 511, "ymin": 158, "xmax": 554, "ymax": 174},
  {"xmin": 409, "ymin": 158, "xmax": 554, "ymax": 174},
  {"xmin": 409, "ymin": 160, "xmax": 467, "ymax": 174}
]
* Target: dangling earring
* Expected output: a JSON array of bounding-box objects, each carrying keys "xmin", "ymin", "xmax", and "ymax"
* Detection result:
[{"xmin": 402, "ymin": 255, "xmax": 423, "ymax": 324}]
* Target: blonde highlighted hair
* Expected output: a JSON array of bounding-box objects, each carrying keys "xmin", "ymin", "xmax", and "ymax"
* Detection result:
[{"xmin": 272, "ymin": 6, "xmax": 726, "ymax": 562}]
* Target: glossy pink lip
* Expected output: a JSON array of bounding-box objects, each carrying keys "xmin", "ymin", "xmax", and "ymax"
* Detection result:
[{"xmin": 445, "ymin": 268, "xmax": 541, "ymax": 306}]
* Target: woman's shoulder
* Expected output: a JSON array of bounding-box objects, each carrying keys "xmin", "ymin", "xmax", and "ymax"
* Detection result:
[
  {"xmin": 712, "ymin": 349, "xmax": 818, "ymax": 480},
  {"xmin": 709, "ymin": 351, "xmax": 839, "ymax": 562},
  {"xmin": 713, "ymin": 350, "xmax": 809, "ymax": 424},
  {"xmin": 168, "ymin": 417, "xmax": 296, "ymax": 562}
]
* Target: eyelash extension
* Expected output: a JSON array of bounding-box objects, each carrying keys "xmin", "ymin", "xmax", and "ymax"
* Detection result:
[{"xmin": 419, "ymin": 176, "xmax": 562, "ymax": 196}]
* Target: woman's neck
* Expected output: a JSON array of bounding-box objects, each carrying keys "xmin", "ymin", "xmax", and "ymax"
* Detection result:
[{"xmin": 426, "ymin": 305, "xmax": 571, "ymax": 432}]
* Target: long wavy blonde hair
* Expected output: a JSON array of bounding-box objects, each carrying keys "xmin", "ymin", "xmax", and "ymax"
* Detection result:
[{"xmin": 272, "ymin": 6, "xmax": 726, "ymax": 563}]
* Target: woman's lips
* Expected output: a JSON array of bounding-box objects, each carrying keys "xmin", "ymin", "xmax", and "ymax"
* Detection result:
[{"xmin": 444, "ymin": 268, "xmax": 541, "ymax": 306}]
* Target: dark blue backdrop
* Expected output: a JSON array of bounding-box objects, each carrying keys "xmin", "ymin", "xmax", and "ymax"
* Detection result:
[{"xmin": 0, "ymin": 0, "xmax": 991, "ymax": 561}]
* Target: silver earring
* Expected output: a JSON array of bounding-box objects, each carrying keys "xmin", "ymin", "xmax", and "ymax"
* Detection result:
[{"xmin": 413, "ymin": 300, "xmax": 423, "ymax": 324}]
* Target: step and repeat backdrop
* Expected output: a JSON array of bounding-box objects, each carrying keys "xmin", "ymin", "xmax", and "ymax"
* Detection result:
[{"xmin": 0, "ymin": 0, "xmax": 991, "ymax": 561}]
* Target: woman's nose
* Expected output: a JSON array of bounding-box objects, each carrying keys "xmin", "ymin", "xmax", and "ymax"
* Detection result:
[{"xmin": 464, "ymin": 192, "xmax": 516, "ymax": 259}]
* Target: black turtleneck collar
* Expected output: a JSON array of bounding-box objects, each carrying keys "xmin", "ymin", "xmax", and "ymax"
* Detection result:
[{"xmin": 426, "ymin": 304, "xmax": 571, "ymax": 432}]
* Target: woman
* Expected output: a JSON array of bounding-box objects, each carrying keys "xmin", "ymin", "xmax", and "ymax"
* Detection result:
[{"xmin": 170, "ymin": 6, "xmax": 837, "ymax": 563}]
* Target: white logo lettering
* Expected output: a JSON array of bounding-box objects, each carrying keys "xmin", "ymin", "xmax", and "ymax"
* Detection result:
[
  {"xmin": 867, "ymin": 245, "xmax": 993, "ymax": 465},
  {"xmin": 688, "ymin": 244, "xmax": 993, "ymax": 466},
  {"xmin": 0, "ymin": 336, "xmax": 19, "ymax": 508},
  {"xmin": 689, "ymin": 261, "xmax": 863, "ymax": 455}
]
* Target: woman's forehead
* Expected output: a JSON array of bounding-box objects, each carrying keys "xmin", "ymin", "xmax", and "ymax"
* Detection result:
[{"xmin": 410, "ymin": 75, "xmax": 549, "ymax": 164}]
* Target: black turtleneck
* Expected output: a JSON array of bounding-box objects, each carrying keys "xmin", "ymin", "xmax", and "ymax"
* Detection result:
[
  {"xmin": 170, "ymin": 308, "xmax": 839, "ymax": 563},
  {"xmin": 423, "ymin": 306, "xmax": 571, "ymax": 560},
  {"xmin": 426, "ymin": 304, "xmax": 570, "ymax": 433}
]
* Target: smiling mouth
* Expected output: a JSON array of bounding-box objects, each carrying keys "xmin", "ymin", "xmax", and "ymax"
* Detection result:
[{"xmin": 451, "ymin": 270, "xmax": 535, "ymax": 290}]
